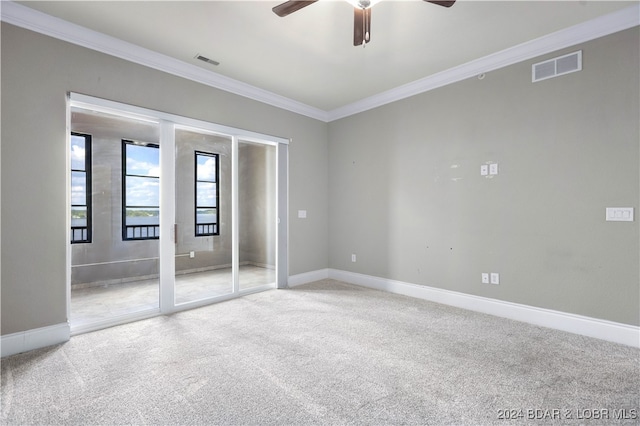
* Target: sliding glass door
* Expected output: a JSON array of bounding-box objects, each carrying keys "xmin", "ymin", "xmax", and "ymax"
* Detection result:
[
  {"xmin": 238, "ymin": 139, "xmax": 277, "ymax": 291},
  {"xmin": 174, "ymin": 128, "xmax": 233, "ymax": 305},
  {"xmin": 69, "ymin": 107, "xmax": 161, "ymax": 329},
  {"xmin": 68, "ymin": 94, "xmax": 288, "ymax": 334}
]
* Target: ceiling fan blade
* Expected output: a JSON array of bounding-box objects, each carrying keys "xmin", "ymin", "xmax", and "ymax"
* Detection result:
[
  {"xmin": 353, "ymin": 7, "xmax": 372, "ymax": 46},
  {"xmin": 424, "ymin": 0, "xmax": 456, "ymax": 7},
  {"xmin": 272, "ymin": 0, "xmax": 319, "ymax": 17}
]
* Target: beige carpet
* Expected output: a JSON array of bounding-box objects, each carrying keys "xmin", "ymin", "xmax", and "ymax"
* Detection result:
[{"xmin": 2, "ymin": 280, "xmax": 639, "ymax": 425}]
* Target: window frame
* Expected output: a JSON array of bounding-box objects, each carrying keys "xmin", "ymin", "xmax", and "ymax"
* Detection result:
[
  {"xmin": 122, "ymin": 139, "xmax": 160, "ymax": 241},
  {"xmin": 194, "ymin": 151, "xmax": 220, "ymax": 237},
  {"xmin": 70, "ymin": 132, "xmax": 92, "ymax": 244}
]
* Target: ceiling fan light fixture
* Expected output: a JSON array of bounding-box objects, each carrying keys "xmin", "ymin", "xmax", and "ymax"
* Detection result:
[
  {"xmin": 345, "ymin": 0, "xmax": 382, "ymax": 9},
  {"xmin": 273, "ymin": 0, "xmax": 455, "ymax": 47}
]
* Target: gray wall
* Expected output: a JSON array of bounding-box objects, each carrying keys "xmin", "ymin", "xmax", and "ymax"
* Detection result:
[
  {"xmin": 328, "ymin": 27, "xmax": 639, "ymax": 326},
  {"xmin": 1, "ymin": 21, "xmax": 638, "ymax": 338},
  {"xmin": 1, "ymin": 23, "xmax": 329, "ymax": 335}
]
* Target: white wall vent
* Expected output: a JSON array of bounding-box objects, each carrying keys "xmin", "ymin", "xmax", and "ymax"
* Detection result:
[{"xmin": 532, "ymin": 51, "xmax": 582, "ymax": 82}]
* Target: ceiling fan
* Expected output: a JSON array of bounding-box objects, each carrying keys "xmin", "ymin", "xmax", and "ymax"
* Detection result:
[{"xmin": 272, "ymin": 0, "xmax": 456, "ymax": 46}]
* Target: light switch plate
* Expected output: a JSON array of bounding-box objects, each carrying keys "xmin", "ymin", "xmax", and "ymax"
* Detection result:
[
  {"xmin": 606, "ymin": 207, "xmax": 633, "ymax": 222},
  {"xmin": 480, "ymin": 165, "xmax": 489, "ymax": 176},
  {"xmin": 481, "ymin": 273, "xmax": 490, "ymax": 284},
  {"xmin": 298, "ymin": 210, "xmax": 307, "ymax": 219}
]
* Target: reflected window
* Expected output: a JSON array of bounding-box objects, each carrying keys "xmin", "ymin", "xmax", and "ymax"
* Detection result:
[
  {"xmin": 195, "ymin": 151, "xmax": 219, "ymax": 236},
  {"xmin": 71, "ymin": 132, "xmax": 92, "ymax": 243},
  {"xmin": 122, "ymin": 140, "xmax": 160, "ymax": 240}
]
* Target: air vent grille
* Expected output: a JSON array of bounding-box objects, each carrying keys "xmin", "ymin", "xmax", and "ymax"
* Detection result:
[
  {"xmin": 532, "ymin": 50, "xmax": 582, "ymax": 82},
  {"xmin": 195, "ymin": 54, "xmax": 220, "ymax": 66}
]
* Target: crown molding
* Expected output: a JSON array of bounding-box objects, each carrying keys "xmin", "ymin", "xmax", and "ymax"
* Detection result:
[
  {"xmin": 327, "ymin": 3, "xmax": 640, "ymax": 121},
  {"xmin": 0, "ymin": 1, "xmax": 330, "ymax": 122},
  {"xmin": 2, "ymin": 1, "xmax": 638, "ymax": 123}
]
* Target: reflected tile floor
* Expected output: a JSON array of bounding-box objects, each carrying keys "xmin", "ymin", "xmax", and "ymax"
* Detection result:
[{"xmin": 71, "ymin": 265, "xmax": 275, "ymax": 327}]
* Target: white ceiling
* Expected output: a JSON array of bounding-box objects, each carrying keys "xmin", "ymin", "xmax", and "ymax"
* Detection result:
[{"xmin": 11, "ymin": 1, "xmax": 638, "ymax": 113}]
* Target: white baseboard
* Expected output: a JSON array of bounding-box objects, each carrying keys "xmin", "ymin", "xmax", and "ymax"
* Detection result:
[
  {"xmin": 5, "ymin": 270, "xmax": 636, "ymax": 357},
  {"xmin": 1, "ymin": 323, "xmax": 71, "ymax": 358},
  {"xmin": 288, "ymin": 268, "xmax": 329, "ymax": 288},
  {"xmin": 329, "ymin": 269, "xmax": 640, "ymax": 348}
]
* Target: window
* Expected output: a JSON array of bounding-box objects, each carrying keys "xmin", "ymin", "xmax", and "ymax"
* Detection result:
[
  {"xmin": 71, "ymin": 132, "xmax": 92, "ymax": 243},
  {"xmin": 195, "ymin": 151, "xmax": 219, "ymax": 236},
  {"xmin": 122, "ymin": 140, "xmax": 160, "ymax": 240}
]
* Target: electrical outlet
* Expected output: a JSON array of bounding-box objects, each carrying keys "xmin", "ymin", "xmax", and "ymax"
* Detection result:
[
  {"xmin": 189, "ymin": 251, "xmax": 195, "ymax": 259},
  {"xmin": 490, "ymin": 272, "xmax": 500, "ymax": 285},
  {"xmin": 351, "ymin": 254, "xmax": 357, "ymax": 263},
  {"xmin": 481, "ymin": 273, "xmax": 490, "ymax": 284},
  {"xmin": 489, "ymin": 163, "xmax": 499, "ymax": 175}
]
